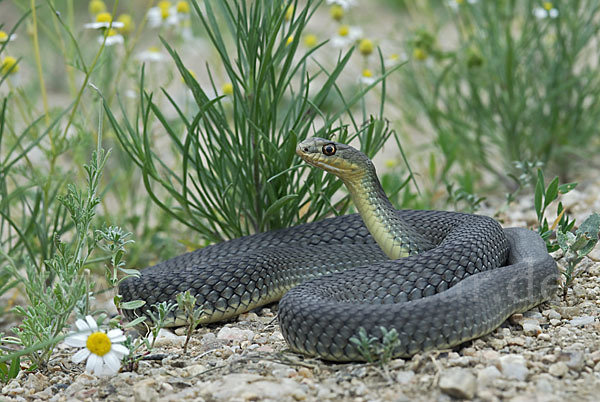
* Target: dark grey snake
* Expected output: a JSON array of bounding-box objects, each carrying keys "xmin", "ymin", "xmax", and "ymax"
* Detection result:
[{"xmin": 120, "ymin": 137, "xmax": 559, "ymax": 361}]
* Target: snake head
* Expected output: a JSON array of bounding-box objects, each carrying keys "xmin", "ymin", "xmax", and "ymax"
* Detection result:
[{"xmin": 296, "ymin": 137, "xmax": 375, "ymax": 181}]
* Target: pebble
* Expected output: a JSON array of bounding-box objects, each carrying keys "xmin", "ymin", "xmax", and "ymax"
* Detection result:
[
  {"xmin": 396, "ymin": 370, "xmax": 415, "ymax": 384},
  {"xmin": 543, "ymin": 309, "xmax": 562, "ymax": 320},
  {"xmin": 477, "ymin": 366, "xmax": 502, "ymax": 385},
  {"xmin": 560, "ymin": 350, "xmax": 585, "ymax": 372},
  {"xmin": 498, "ymin": 354, "xmax": 529, "ymax": 381},
  {"xmin": 149, "ymin": 329, "xmax": 186, "ymax": 347},
  {"xmin": 569, "ymin": 315, "xmax": 595, "ymax": 327},
  {"xmin": 216, "ymin": 326, "xmax": 255, "ymax": 342},
  {"xmin": 548, "ymin": 362, "xmax": 569, "ymax": 377},
  {"xmin": 133, "ymin": 379, "xmax": 159, "ymax": 402},
  {"xmin": 522, "ymin": 319, "xmax": 542, "ymax": 336},
  {"xmin": 199, "ymin": 373, "xmax": 307, "ymax": 401},
  {"xmin": 438, "ymin": 368, "xmax": 477, "ymax": 400}
]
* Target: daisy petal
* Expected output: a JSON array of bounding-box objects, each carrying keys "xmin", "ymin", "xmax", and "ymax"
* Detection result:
[
  {"xmin": 75, "ymin": 318, "xmax": 90, "ymax": 332},
  {"xmin": 103, "ymin": 352, "xmax": 122, "ymax": 374},
  {"xmin": 107, "ymin": 328, "xmax": 124, "ymax": 339},
  {"xmin": 111, "ymin": 344, "xmax": 130, "ymax": 356},
  {"xmin": 85, "ymin": 316, "xmax": 98, "ymax": 331},
  {"xmin": 72, "ymin": 348, "xmax": 91, "ymax": 364},
  {"xmin": 65, "ymin": 333, "xmax": 89, "ymax": 347},
  {"xmin": 86, "ymin": 353, "xmax": 100, "ymax": 374}
]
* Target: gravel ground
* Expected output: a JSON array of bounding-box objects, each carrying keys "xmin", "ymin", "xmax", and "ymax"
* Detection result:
[{"xmin": 2, "ymin": 178, "xmax": 600, "ymax": 401}]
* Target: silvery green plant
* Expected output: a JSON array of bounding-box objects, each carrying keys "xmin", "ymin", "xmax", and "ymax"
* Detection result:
[
  {"xmin": 557, "ymin": 213, "xmax": 600, "ymax": 299},
  {"xmin": 176, "ymin": 291, "xmax": 204, "ymax": 353},
  {"xmin": 350, "ymin": 326, "xmax": 401, "ymax": 366}
]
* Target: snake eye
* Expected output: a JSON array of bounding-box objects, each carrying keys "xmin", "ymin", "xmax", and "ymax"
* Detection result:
[{"xmin": 322, "ymin": 143, "xmax": 336, "ymax": 156}]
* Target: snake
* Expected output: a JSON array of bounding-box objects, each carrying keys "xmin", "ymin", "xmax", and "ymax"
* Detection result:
[{"xmin": 119, "ymin": 137, "xmax": 559, "ymax": 361}]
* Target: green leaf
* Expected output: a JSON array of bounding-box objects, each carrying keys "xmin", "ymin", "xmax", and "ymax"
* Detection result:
[
  {"xmin": 558, "ymin": 182, "xmax": 578, "ymax": 194},
  {"xmin": 121, "ymin": 300, "xmax": 146, "ymax": 310},
  {"xmin": 556, "ymin": 230, "xmax": 570, "ymax": 252},
  {"xmin": 124, "ymin": 316, "xmax": 147, "ymax": 328},
  {"xmin": 263, "ymin": 194, "xmax": 298, "ymax": 221},
  {"xmin": 544, "ymin": 177, "xmax": 559, "ymax": 209},
  {"xmin": 534, "ymin": 169, "xmax": 544, "ymax": 220}
]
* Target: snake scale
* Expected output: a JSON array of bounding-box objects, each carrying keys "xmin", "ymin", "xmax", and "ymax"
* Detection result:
[{"xmin": 120, "ymin": 137, "xmax": 559, "ymax": 361}]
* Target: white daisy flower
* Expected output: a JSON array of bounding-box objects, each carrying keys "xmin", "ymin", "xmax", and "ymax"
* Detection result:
[
  {"xmin": 136, "ymin": 46, "xmax": 167, "ymax": 62},
  {"xmin": 99, "ymin": 29, "xmax": 124, "ymax": 46},
  {"xmin": 359, "ymin": 68, "xmax": 376, "ymax": 86},
  {"xmin": 84, "ymin": 12, "xmax": 124, "ymax": 30},
  {"xmin": 533, "ymin": 3, "xmax": 559, "ymax": 19},
  {"xmin": 64, "ymin": 315, "xmax": 129, "ymax": 376},
  {"xmin": 331, "ymin": 24, "xmax": 363, "ymax": 48},
  {"xmin": 0, "ymin": 30, "xmax": 17, "ymax": 43}
]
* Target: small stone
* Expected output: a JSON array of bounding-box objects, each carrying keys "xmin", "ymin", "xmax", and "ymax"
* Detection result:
[
  {"xmin": 541, "ymin": 354, "xmax": 557, "ymax": 364},
  {"xmin": 269, "ymin": 331, "xmax": 284, "ymax": 341},
  {"xmin": 537, "ymin": 333, "xmax": 551, "ymax": 341},
  {"xmin": 555, "ymin": 306, "xmax": 580, "ymax": 319},
  {"xmin": 536, "ymin": 376, "xmax": 554, "ymax": 393},
  {"xmin": 149, "ymin": 329, "xmax": 186, "ymax": 347},
  {"xmin": 489, "ymin": 338, "xmax": 507, "ymax": 350},
  {"xmin": 174, "ymin": 327, "xmax": 187, "ymax": 336},
  {"xmin": 477, "ymin": 366, "xmax": 502, "ymax": 385},
  {"xmin": 548, "ymin": 362, "xmax": 569, "ymax": 377},
  {"xmin": 572, "ymin": 284, "xmax": 586, "ymax": 298},
  {"xmin": 522, "ymin": 319, "xmax": 542, "ymax": 336},
  {"xmin": 507, "ymin": 336, "xmax": 526, "ymax": 346},
  {"xmin": 590, "ymin": 350, "xmax": 600, "ymax": 364},
  {"xmin": 24, "ymin": 372, "xmax": 48, "ymax": 393},
  {"xmin": 216, "ymin": 326, "xmax": 255, "ymax": 342},
  {"xmin": 439, "ymin": 368, "xmax": 477, "ymax": 400},
  {"xmin": 481, "ymin": 350, "xmax": 500, "ymax": 361},
  {"xmin": 133, "ymin": 379, "xmax": 159, "ymax": 402},
  {"xmin": 510, "ymin": 313, "xmax": 524, "ymax": 325},
  {"xmin": 569, "ymin": 315, "xmax": 595, "ymax": 327},
  {"xmin": 185, "ymin": 364, "xmax": 207, "ymax": 377},
  {"xmin": 257, "ymin": 345, "xmax": 274, "ymax": 353},
  {"xmin": 550, "ymin": 319, "xmax": 562, "ymax": 326},
  {"xmin": 396, "ymin": 370, "xmax": 415, "ymax": 384},
  {"xmin": 561, "ymin": 351, "xmax": 585, "ymax": 372},
  {"xmin": 498, "ymin": 354, "xmax": 529, "ymax": 381},
  {"xmin": 201, "ymin": 332, "xmax": 216, "ymax": 343},
  {"xmin": 297, "ymin": 367, "xmax": 313, "ymax": 379},
  {"xmin": 543, "ymin": 309, "xmax": 562, "ymax": 320}
]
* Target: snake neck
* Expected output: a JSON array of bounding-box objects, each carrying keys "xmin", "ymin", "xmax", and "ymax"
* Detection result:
[{"xmin": 343, "ymin": 165, "xmax": 433, "ymax": 259}]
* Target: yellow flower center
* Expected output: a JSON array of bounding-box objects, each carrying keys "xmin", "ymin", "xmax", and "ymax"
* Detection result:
[
  {"xmin": 286, "ymin": 35, "xmax": 294, "ymax": 46},
  {"xmin": 158, "ymin": 1, "xmax": 171, "ymax": 10},
  {"xmin": 0, "ymin": 31, "xmax": 8, "ymax": 43},
  {"xmin": 362, "ymin": 68, "xmax": 373, "ymax": 78},
  {"xmin": 161, "ymin": 8, "xmax": 170, "ymax": 19},
  {"xmin": 358, "ymin": 38, "xmax": 374, "ymax": 56},
  {"xmin": 177, "ymin": 1, "xmax": 190, "ymax": 14},
  {"xmin": 413, "ymin": 47, "xmax": 428, "ymax": 61},
  {"xmin": 389, "ymin": 53, "xmax": 399, "ymax": 61},
  {"xmin": 96, "ymin": 12, "xmax": 112, "ymax": 23},
  {"xmin": 89, "ymin": 0, "xmax": 106, "ymax": 15},
  {"xmin": 543, "ymin": 2, "xmax": 553, "ymax": 10},
  {"xmin": 338, "ymin": 25, "xmax": 349, "ymax": 37},
  {"xmin": 330, "ymin": 4, "xmax": 344, "ymax": 21},
  {"xmin": 456, "ymin": 0, "xmax": 464, "ymax": 4},
  {"xmin": 86, "ymin": 332, "xmax": 112, "ymax": 357},
  {"xmin": 117, "ymin": 14, "xmax": 134, "ymax": 35},
  {"xmin": 106, "ymin": 28, "xmax": 118, "ymax": 37},
  {"xmin": 304, "ymin": 33, "xmax": 318, "ymax": 47},
  {"xmin": 285, "ymin": 5, "xmax": 294, "ymax": 21},
  {"xmin": 1, "ymin": 56, "xmax": 19, "ymax": 75},
  {"xmin": 222, "ymin": 82, "xmax": 233, "ymax": 95}
]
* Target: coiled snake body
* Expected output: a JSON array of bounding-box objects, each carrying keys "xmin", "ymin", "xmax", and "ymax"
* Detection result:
[{"xmin": 120, "ymin": 138, "xmax": 558, "ymax": 361}]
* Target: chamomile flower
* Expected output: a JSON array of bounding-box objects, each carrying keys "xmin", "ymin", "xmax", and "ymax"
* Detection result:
[
  {"xmin": 136, "ymin": 46, "xmax": 167, "ymax": 62},
  {"xmin": 533, "ymin": 2, "xmax": 559, "ymax": 19},
  {"xmin": 0, "ymin": 30, "xmax": 17, "ymax": 43},
  {"xmin": 384, "ymin": 52, "xmax": 408, "ymax": 68},
  {"xmin": 1, "ymin": 56, "xmax": 19, "ymax": 75},
  {"xmin": 147, "ymin": 1, "xmax": 179, "ymax": 28},
  {"xmin": 89, "ymin": 0, "xmax": 107, "ymax": 15},
  {"xmin": 64, "ymin": 316, "xmax": 129, "ymax": 376},
  {"xmin": 84, "ymin": 12, "xmax": 124, "ymax": 30},
  {"xmin": 99, "ymin": 28, "xmax": 124, "ymax": 46},
  {"xmin": 331, "ymin": 24, "xmax": 363, "ymax": 48},
  {"xmin": 222, "ymin": 82, "xmax": 234, "ymax": 96},
  {"xmin": 359, "ymin": 68, "xmax": 376, "ymax": 85},
  {"xmin": 304, "ymin": 33, "xmax": 318, "ymax": 47}
]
